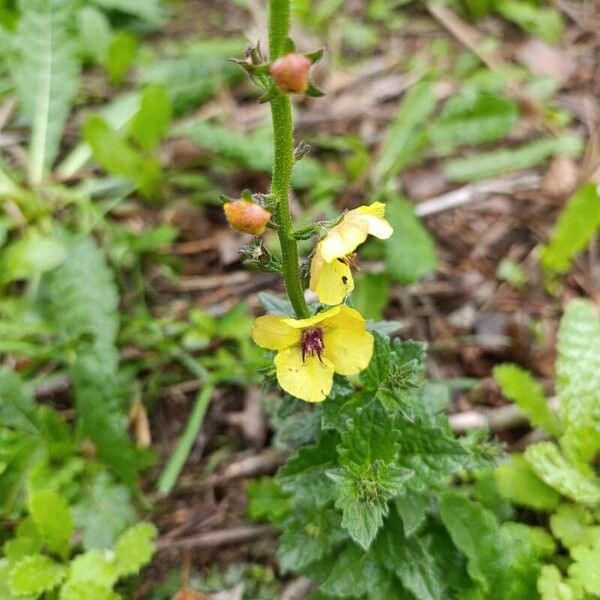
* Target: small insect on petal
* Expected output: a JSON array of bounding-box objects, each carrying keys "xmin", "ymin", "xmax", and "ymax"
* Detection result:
[
  {"xmin": 223, "ymin": 200, "xmax": 272, "ymax": 235},
  {"xmin": 269, "ymin": 53, "xmax": 312, "ymax": 94}
]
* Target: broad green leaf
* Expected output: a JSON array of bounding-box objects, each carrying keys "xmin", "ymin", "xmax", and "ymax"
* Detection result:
[
  {"xmin": 13, "ymin": 0, "xmax": 79, "ymax": 184},
  {"xmin": 9, "ymin": 554, "xmax": 66, "ymax": 596},
  {"xmin": 29, "ymin": 489, "xmax": 72, "ymax": 558},
  {"xmin": 105, "ymin": 32, "xmax": 137, "ymax": 84},
  {"xmin": 429, "ymin": 92, "xmax": 518, "ymax": 155},
  {"xmin": 538, "ymin": 565, "xmax": 578, "ymax": 600},
  {"xmin": 361, "ymin": 333, "xmax": 392, "ymax": 390},
  {"xmin": 246, "ymin": 477, "xmax": 291, "ymax": 525},
  {"xmin": 373, "ymin": 80, "xmax": 436, "ymax": 184},
  {"xmin": 68, "ymin": 549, "xmax": 117, "ymax": 587},
  {"xmin": 394, "ymin": 491, "xmax": 430, "ymax": 537},
  {"xmin": 321, "ymin": 544, "xmax": 369, "ymax": 598},
  {"xmin": 73, "ymin": 472, "xmax": 138, "ymax": 549},
  {"xmin": 496, "ymin": 0, "xmax": 564, "ymax": 43},
  {"xmin": 494, "ymin": 455, "xmax": 560, "ymax": 510},
  {"xmin": 493, "ymin": 364, "xmax": 561, "ymax": 436},
  {"xmin": 568, "ymin": 541, "xmax": 600, "ymax": 595},
  {"xmin": 130, "ymin": 84, "xmax": 172, "ymax": 151},
  {"xmin": 443, "ymin": 134, "xmax": 582, "ymax": 182},
  {"xmin": 113, "ymin": 522, "xmax": 156, "ymax": 578},
  {"xmin": 351, "ymin": 273, "xmax": 390, "ymax": 320},
  {"xmin": 540, "ymin": 184, "xmax": 600, "ymax": 280},
  {"xmin": 439, "ymin": 492, "xmax": 539, "ymax": 599},
  {"xmin": 549, "ymin": 504, "xmax": 595, "ymax": 549},
  {"xmin": 385, "ymin": 197, "xmax": 437, "ymax": 284},
  {"xmin": 0, "ymin": 231, "xmax": 66, "ymax": 284},
  {"xmin": 524, "ymin": 442, "xmax": 600, "ymax": 505},
  {"xmin": 60, "ymin": 580, "xmax": 120, "ymax": 600},
  {"xmin": 90, "ymin": 0, "xmax": 162, "ymax": 23}
]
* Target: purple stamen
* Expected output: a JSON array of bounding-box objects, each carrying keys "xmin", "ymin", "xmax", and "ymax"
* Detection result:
[{"xmin": 301, "ymin": 327, "xmax": 325, "ymax": 363}]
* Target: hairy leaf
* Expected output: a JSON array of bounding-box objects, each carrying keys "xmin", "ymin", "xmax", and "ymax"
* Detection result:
[
  {"xmin": 13, "ymin": 0, "xmax": 79, "ymax": 183},
  {"xmin": 9, "ymin": 554, "xmax": 66, "ymax": 596},
  {"xmin": 113, "ymin": 522, "xmax": 157, "ymax": 578}
]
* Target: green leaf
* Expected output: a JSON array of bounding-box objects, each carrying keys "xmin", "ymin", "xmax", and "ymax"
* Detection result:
[
  {"xmin": 13, "ymin": 0, "xmax": 79, "ymax": 184},
  {"xmin": 495, "ymin": 0, "xmax": 564, "ymax": 43},
  {"xmin": 68, "ymin": 549, "xmax": 117, "ymax": 587},
  {"xmin": 429, "ymin": 92, "xmax": 518, "ymax": 155},
  {"xmin": 90, "ymin": 0, "xmax": 162, "ymax": 23},
  {"xmin": 77, "ymin": 6, "xmax": 111, "ymax": 63},
  {"xmin": 538, "ymin": 565, "xmax": 579, "ymax": 600},
  {"xmin": 329, "ymin": 461, "xmax": 411, "ymax": 549},
  {"xmin": 351, "ymin": 273, "xmax": 390, "ymax": 320},
  {"xmin": 549, "ymin": 504, "xmax": 595, "ymax": 549},
  {"xmin": 439, "ymin": 492, "xmax": 539, "ymax": 599},
  {"xmin": 494, "ymin": 455, "xmax": 560, "ymax": 510},
  {"xmin": 568, "ymin": 541, "xmax": 600, "ymax": 595},
  {"xmin": 394, "ymin": 491, "xmax": 430, "ymax": 537},
  {"xmin": 246, "ymin": 477, "xmax": 292, "ymax": 525},
  {"xmin": 493, "ymin": 364, "xmax": 561, "ymax": 436},
  {"xmin": 113, "ymin": 522, "xmax": 157, "ymax": 578},
  {"xmin": 0, "ymin": 231, "xmax": 66, "ymax": 284},
  {"xmin": 321, "ymin": 544, "xmax": 369, "ymax": 598},
  {"xmin": 524, "ymin": 442, "xmax": 600, "ymax": 505},
  {"xmin": 29, "ymin": 489, "xmax": 73, "ymax": 558},
  {"xmin": 541, "ymin": 184, "xmax": 600, "ymax": 280},
  {"xmin": 373, "ymin": 80, "xmax": 436, "ymax": 184},
  {"xmin": 257, "ymin": 292, "xmax": 294, "ymax": 316},
  {"xmin": 555, "ymin": 299, "xmax": 600, "ymax": 464},
  {"xmin": 443, "ymin": 134, "xmax": 582, "ymax": 182},
  {"xmin": 105, "ymin": 31, "xmax": 137, "ymax": 84},
  {"xmin": 44, "ymin": 236, "xmax": 140, "ymax": 485},
  {"xmin": 0, "ymin": 369, "xmax": 38, "ymax": 432},
  {"xmin": 385, "ymin": 197, "xmax": 437, "ymax": 284},
  {"xmin": 129, "ymin": 84, "xmax": 172, "ymax": 151},
  {"xmin": 9, "ymin": 554, "xmax": 66, "ymax": 596},
  {"xmin": 73, "ymin": 472, "xmax": 138, "ymax": 549},
  {"xmin": 60, "ymin": 580, "xmax": 119, "ymax": 600},
  {"xmin": 361, "ymin": 333, "xmax": 392, "ymax": 390}
]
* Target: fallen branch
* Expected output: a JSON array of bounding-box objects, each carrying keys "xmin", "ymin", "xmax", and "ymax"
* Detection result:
[{"xmin": 156, "ymin": 524, "xmax": 276, "ymax": 551}]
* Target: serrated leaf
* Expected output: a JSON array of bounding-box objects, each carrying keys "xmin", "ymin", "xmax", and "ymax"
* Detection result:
[
  {"xmin": 29, "ymin": 488, "xmax": 72, "ymax": 558},
  {"xmin": 429, "ymin": 92, "xmax": 518, "ymax": 155},
  {"xmin": 494, "ymin": 455, "xmax": 560, "ymax": 510},
  {"xmin": 44, "ymin": 236, "xmax": 140, "ymax": 485},
  {"xmin": 72, "ymin": 472, "xmax": 138, "ymax": 550},
  {"xmin": 373, "ymin": 81, "xmax": 436, "ymax": 184},
  {"xmin": 0, "ymin": 369, "xmax": 38, "ymax": 432},
  {"xmin": 524, "ymin": 442, "xmax": 600, "ymax": 505},
  {"xmin": 9, "ymin": 554, "xmax": 66, "ymax": 596},
  {"xmin": 68, "ymin": 549, "xmax": 117, "ymax": 587},
  {"xmin": 361, "ymin": 333, "xmax": 392, "ymax": 390},
  {"xmin": 394, "ymin": 491, "xmax": 430, "ymax": 537},
  {"xmin": 537, "ymin": 565, "xmax": 578, "ymax": 600},
  {"xmin": 555, "ymin": 299, "xmax": 600, "ymax": 462},
  {"xmin": 439, "ymin": 492, "xmax": 539, "ymax": 599},
  {"xmin": 60, "ymin": 580, "xmax": 120, "ymax": 600},
  {"xmin": 541, "ymin": 184, "xmax": 600, "ymax": 281},
  {"xmin": 129, "ymin": 84, "xmax": 171, "ymax": 151},
  {"xmin": 568, "ymin": 541, "xmax": 600, "ymax": 595},
  {"xmin": 321, "ymin": 544, "xmax": 369, "ymax": 598},
  {"xmin": 246, "ymin": 477, "xmax": 291, "ymax": 525},
  {"xmin": 13, "ymin": 0, "xmax": 79, "ymax": 184},
  {"xmin": 384, "ymin": 197, "xmax": 437, "ymax": 284},
  {"xmin": 113, "ymin": 522, "xmax": 156, "ymax": 578},
  {"xmin": 494, "ymin": 364, "xmax": 561, "ymax": 436},
  {"xmin": 443, "ymin": 134, "xmax": 582, "ymax": 182},
  {"xmin": 549, "ymin": 504, "xmax": 595, "ymax": 549}
]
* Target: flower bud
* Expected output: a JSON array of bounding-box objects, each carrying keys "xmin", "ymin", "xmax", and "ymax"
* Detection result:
[
  {"xmin": 269, "ymin": 53, "xmax": 312, "ymax": 94},
  {"xmin": 223, "ymin": 200, "xmax": 272, "ymax": 235}
]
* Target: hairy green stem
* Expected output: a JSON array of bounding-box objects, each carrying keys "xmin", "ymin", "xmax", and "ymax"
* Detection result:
[{"xmin": 268, "ymin": 0, "xmax": 309, "ymax": 318}]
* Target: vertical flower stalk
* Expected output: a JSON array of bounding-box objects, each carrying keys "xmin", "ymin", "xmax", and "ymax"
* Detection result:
[{"xmin": 268, "ymin": 0, "xmax": 310, "ymax": 319}]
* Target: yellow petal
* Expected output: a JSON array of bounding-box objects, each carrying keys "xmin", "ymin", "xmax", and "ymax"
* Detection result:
[
  {"xmin": 252, "ymin": 315, "xmax": 301, "ymax": 350},
  {"xmin": 323, "ymin": 304, "xmax": 367, "ymax": 331},
  {"xmin": 351, "ymin": 202, "xmax": 386, "ymax": 219},
  {"xmin": 274, "ymin": 346, "xmax": 334, "ymax": 402},
  {"xmin": 281, "ymin": 305, "xmax": 341, "ymax": 329},
  {"xmin": 310, "ymin": 244, "xmax": 354, "ymax": 306},
  {"xmin": 323, "ymin": 326, "xmax": 374, "ymax": 376},
  {"xmin": 361, "ymin": 214, "xmax": 393, "ymax": 239},
  {"xmin": 319, "ymin": 220, "xmax": 370, "ymax": 263}
]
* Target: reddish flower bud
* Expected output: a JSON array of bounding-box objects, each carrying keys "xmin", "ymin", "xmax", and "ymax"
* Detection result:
[
  {"xmin": 269, "ymin": 53, "xmax": 312, "ymax": 94},
  {"xmin": 223, "ymin": 200, "xmax": 272, "ymax": 235}
]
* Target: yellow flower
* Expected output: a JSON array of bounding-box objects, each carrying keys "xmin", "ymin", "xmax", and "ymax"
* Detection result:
[
  {"xmin": 251, "ymin": 305, "xmax": 374, "ymax": 403},
  {"xmin": 309, "ymin": 202, "xmax": 393, "ymax": 305}
]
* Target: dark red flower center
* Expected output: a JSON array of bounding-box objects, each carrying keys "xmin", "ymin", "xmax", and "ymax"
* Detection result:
[{"xmin": 301, "ymin": 327, "xmax": 325, "ymax": 363}]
